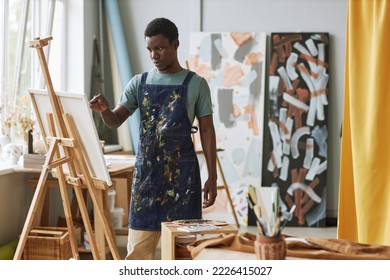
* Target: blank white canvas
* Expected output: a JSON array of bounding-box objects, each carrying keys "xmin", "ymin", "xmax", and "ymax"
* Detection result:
[{"xmin": 29, "ymin": 89, "xmax": 112, "ymax": 186}]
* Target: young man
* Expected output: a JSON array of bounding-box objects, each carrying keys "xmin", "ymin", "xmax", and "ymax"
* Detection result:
[{"xmin": 89, "ymin": 17, "xmax": 217, "ymax": 260}]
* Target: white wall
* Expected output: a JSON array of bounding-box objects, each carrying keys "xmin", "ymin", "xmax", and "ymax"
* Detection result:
[
  {"xmin": 116, "ymin": 0, "xmax": 347, "ymax": 218},
  {"xmin": 0, "ymin": 173, "xmax": 30, "ymax": 245}
]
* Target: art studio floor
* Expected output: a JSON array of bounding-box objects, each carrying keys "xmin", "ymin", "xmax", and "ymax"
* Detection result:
[{"xmin": 81, "ymin": 226, "xmax": 337, "ymax": 260}]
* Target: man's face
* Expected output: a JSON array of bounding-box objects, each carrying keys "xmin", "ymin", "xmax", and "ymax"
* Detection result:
[{"xmin": 145, "ymin": 34, "xmax": 179, "ymax": 74}]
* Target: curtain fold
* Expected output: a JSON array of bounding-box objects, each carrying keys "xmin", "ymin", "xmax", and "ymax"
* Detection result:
[{"xmin": 338, "ymin": 0, "xmax": 390, "ymax": 245}]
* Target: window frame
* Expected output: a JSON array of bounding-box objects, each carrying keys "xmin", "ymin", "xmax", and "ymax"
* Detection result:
[{"xmin": 0, "ymin": 0, "xmax": 65, "ymax": 141}]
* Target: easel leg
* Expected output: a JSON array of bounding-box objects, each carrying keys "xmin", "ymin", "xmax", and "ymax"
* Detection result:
[
  {"xmin": 95, "ymin": 189, "xmax": 118, "ymax": 260},
  {"xmin": 72, "ymin": 186, "xmax": 101, "ymax": 259},
  {"xmin": 95, "ymin": 190, "xmax": 106, "ymax": 259},
  {"xmin": 14, "ymin": 141, "xmax": 56, "ymax": 260},
  {"xmin": 87, "ymin": 187, "xmax": 120, "ymax": 260},
  {"xmin": 13, "ymin": 169, "xmax": 50, "ymax": 259},
  {"xmin": 56, "ymin": 169, "xmax": 80, "ymax": 260},
  {"xmin": 217, "ymin": 156, "xmax": 240, "ymax": 228},
  {"xmin": 68, "ymin": 188, "xmax": 103, "ymax": 259}
]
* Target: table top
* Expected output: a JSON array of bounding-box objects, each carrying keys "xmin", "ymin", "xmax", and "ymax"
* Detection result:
[
  {"xmin": 104, "ymin": 154, "xmax": 136, "ymax": 174},
  {"xmin": 10, "ymin": 154, "xmax": 136, "ymax": 175},
  {"xmin": 162, "ymin": 221, "xmax": 238, "ymax": 236}
]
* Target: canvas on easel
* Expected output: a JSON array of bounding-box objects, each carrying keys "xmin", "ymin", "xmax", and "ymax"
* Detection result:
[
  {"xmin": 13, "ymin": 36, "xmax": 119, "ymax": 260},
  {"xmin": 29, "ymin": 89, "xmax": 112, "ymax": 187}
]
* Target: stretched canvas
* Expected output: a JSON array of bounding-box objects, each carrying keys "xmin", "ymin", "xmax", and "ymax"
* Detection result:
[
  {"xmin": 29, "ymin": 89, "xmax": 112, "ymax": 186},
  {"xmin": 189, "ymin": 32, "xmax": 266, "ymax": 225},
  {"xmin": 264, "ymin": 33, "xmax": 329, "ymax": 226}
]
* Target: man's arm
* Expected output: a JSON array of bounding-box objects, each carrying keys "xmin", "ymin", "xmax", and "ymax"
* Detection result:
[
  {"xmin": 198, "ymin": 114, "xmax": 217, "ymax": 208},
  {"xmin": 89, "ymin": 94, "xmax": 130, "ymax": 128}
]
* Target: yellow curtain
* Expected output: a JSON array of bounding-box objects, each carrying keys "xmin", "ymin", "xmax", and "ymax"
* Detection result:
[{"xmin": 338, "ymin": 0, "xmax": 390, "ymax": 245}]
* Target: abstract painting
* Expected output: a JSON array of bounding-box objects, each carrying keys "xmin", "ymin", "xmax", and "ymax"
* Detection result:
[
  {"xmin": 188, "ymin": 32, "xmax": 267, "ymax": 225},
  {"xmin": 264, "ymin": 32, "xmax": 329, "ymax": 227}
]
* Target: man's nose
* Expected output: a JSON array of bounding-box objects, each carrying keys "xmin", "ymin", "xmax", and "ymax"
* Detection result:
[{"xmin": 150, "ymin": 51, "xmax": 159, "ymax": 59}]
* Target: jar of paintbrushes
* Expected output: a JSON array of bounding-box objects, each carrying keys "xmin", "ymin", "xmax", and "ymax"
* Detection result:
[
  {"xmin": 253, "ymin": 205, "xmax": 285, "ymax": 260},
  {"xmin": 247, "ymin": 185, "xmax": 296, "ymax": 260}
]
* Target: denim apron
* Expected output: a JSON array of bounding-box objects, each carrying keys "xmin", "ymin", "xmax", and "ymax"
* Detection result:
[{"xmin": 129, "ymin": 71, "xmax": 201, "ymax": 230}]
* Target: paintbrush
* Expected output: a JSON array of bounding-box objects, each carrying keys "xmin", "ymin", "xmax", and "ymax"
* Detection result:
[
  {"xmin": 280, "ymin": 204, "xmax": 296, "ymax": 232},
  {"xmin": 271, "ymin": 207, "xmax": 282, "ymax": 236},
  {"xmin": 256, "ymin": 221, "xmax": 264, "ymax": 236},
  {"xmin": 248, "ymin": 185, "xmax": 258, "ymax": 206},
  {"xmin": 254, "ymin": 205, "xmax": 270, "ymax": 236},
  {"xmin": 247, "ymin": 195, "xmax": 265, "ymax": 235},
  {"xmin": 247, "ymin": 194, "xmax": 255, "ymax": 210}
]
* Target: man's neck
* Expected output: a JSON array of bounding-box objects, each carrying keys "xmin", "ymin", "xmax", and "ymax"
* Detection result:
[{"xmin": 157, "ymin": 62, "xmax": 183, "ymax": 74}]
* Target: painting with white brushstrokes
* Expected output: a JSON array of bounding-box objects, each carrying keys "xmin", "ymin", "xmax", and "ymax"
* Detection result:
[
  {"xmin": 264, "ymin": 32, "xmax": 329, "ymax": 227},
  {"xmin": 188, "ymin": 32, "xmax": 267, "ymax": 225}
]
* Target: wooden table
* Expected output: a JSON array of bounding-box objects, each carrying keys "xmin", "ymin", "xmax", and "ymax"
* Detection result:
[{"xmin": 161, "ymin": 222, "xmax": 238, "ymax": 260}]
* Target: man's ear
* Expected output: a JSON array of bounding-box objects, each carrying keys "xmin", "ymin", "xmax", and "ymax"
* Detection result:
[{"xmin": 173, "ymin": 39, "xmax": 179, "ymax": 50}]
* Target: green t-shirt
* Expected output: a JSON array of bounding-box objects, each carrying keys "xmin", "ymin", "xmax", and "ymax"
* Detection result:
[{"xmin": 118, "ymin": 69, "xmax": 213, "ymax": 124}]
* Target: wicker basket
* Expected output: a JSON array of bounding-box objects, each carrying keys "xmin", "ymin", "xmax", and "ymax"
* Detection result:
[
  {"xmin": 254, "ymin": 234, "xmax": 286, "ymax": 260},
  {"xmin": 22, "ymin": 227, "xmax": 72, "ymax": 260}
]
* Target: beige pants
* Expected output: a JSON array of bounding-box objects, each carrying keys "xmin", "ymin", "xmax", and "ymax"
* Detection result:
[{"xmin": 125, "ymin": 228, "xmax": 161, "ymax": 260}]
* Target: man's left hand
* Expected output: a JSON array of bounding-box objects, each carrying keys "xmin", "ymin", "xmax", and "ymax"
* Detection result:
[{"xmin": 202, "ymin": 179, "xmax": 217, "ymax": 208}]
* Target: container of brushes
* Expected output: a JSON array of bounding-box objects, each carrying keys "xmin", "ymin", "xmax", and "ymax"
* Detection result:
[{"xmin": 254, "ymin": 234, "xmax": 286, "ymax": 260}]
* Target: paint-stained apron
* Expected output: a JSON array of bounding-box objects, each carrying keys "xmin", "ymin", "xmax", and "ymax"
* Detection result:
[{"xmin": 129, "ymin": 71, "xmax": 201, "ymax": 231}]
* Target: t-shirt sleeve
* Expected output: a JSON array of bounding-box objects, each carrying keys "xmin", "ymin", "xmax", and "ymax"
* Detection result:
[
  {"xmin": 196, "ymin": 78, "xmax": 213, "ymax": 118},
  {"xmin": 118, "ymin": 75, "xmax": 140, "ymax": 115}
]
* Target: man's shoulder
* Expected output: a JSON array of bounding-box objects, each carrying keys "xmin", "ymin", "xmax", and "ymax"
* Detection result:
[
  {"xmin": 124, "ymin": 73, "xmax": 143, "ymax": 91},
  {"xmin": 186, "ymin": 70, "xmax": 209, "ymax": 88},
  {"xmin": 127, "ymin": 73, "xmax": 143, "ymax": 84},
  {"xmin": 186, "ymin": 69, "xmax": 204, "ymax": 80},
  {"xmin": 190, "ymin": 72, "xmax": 210, "ymax": 92}
]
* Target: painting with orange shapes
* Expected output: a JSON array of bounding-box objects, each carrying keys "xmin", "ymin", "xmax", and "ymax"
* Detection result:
[
  {"xmin": 264, "ymin": 32, "xmax": 329, "ymax": 227},
  {"xmin": 189, "ymin": 32, "xmax": 267, "ymax": 225}
]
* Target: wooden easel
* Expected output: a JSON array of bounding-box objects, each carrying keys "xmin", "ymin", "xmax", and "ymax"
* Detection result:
[{"xmin": 13, "ymin": 36, "xmax": 120, "ymax": 260}]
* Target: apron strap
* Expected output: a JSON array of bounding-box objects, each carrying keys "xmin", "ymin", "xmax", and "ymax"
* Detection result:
[
  {"xmin": 140, "ymin": 72, "xmax": 148, "ymax": 85},
  {"xmin": 182, "ymin": 71, "xmax": 195, "ymax": 86}
]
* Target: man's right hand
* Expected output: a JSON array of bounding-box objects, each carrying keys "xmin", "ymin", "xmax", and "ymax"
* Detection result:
[{"xmin": 89, "ymin": 94, "xmax": 109, "ymax": 112}]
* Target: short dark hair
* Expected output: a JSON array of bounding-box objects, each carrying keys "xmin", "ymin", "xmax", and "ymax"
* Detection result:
[{"xmin": 144, "ymin": 18, "xmax": 178, "ymax": 43}]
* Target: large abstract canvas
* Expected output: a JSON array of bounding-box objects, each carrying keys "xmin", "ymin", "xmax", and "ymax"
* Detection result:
[
  {"xmin": 264, "ymin": 33, "xmax": 329, "ymax": 226},
  {"xmin": 188, "ymin": 32, "xmax": 267, "ymax": 225}
]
